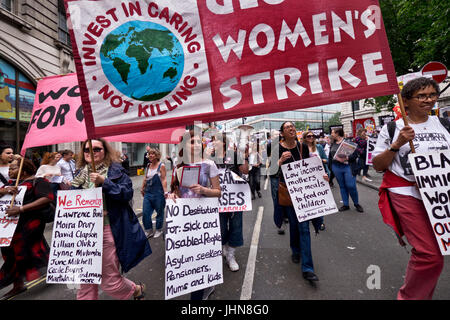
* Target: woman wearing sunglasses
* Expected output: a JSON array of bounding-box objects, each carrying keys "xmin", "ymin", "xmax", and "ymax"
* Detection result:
[{"xmin": 71, "ymin": 139, "xmax": 151, "ymax": 300}]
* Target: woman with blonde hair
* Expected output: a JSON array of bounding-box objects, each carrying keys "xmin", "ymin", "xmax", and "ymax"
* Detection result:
[
  {"xmin": 36, "ymin": 152, "xmax": 62, "ymax": 195},
  {"xmin": 141, "ymin": 147, "xmax": 167, "ymax": 238}
]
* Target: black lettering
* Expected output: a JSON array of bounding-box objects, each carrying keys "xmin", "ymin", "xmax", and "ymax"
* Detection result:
[
  {"xmin": 67, "ymin": 85, "xmax": 81, "ymax": 97},
  {"xmin": 414, "ymin": 156, "xmax": 429, "ymax": 171},
  {"xmin": 39, "ymin": 87, "xmax": 69, "ymax": 103},
  {"xmin": 37, "ymin": 106, "xmax": 56, "ymax": 129},
  {"xmin": 52, "ymin": 104, "xmax": 70, "ymax": 127},
  {"xmin": 76, "ymin": 105, "xmax": 84, "ymax": 122}
]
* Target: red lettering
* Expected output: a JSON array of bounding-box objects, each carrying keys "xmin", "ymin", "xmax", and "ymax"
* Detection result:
[{"xmin": 87, "ymin": 22, "xmax": 103, "ymax": 38}]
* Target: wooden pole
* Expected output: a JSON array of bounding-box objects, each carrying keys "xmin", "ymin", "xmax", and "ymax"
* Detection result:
[
  {"xmin": 9, "ymin": 155, "xmax": 25, "ymax": 208},
  {"xmin": 88, "ymin": 139, "xmax": 96, "ymax": 173},
  {"xmin": 396, "ymin": 93, "xmax": 416, "ymax": 153}
]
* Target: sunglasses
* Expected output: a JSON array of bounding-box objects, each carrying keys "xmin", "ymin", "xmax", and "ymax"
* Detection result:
[
  {"xmin": 84, "ymin": 147, "xmax": 103, "ymax": 153},
  {"xmin": 306, "ymin": 135, "xmax": 315, "ymax": 138}
]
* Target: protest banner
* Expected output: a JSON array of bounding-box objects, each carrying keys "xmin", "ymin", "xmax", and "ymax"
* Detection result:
[
  {"xmin": 21, "ymin": 73, "xmax": 185, "ymax": 155},
  {"xmin": 281, "ymin": 157, "xmax": 337, "ymax": 223},
  {"xmin": 218, "ymin": 168, "xmax": 252, "ymax": 212},
  {"xmin": 409, "ymin": 151, "xmax": 450, "ymax": 255},
  {"xmin": 0, "ymin": 186, "xmax": 26, "ymax": 247},
  {"xmin": 65, "ymin": 0, "xmax": 398, "ymax": 138},
  {"xmin": 352, "ymin": 117, "xmax": 375, "ymax": 136},
  {"xmin": 164, "ymin": 198, "xmax": 222, "ymax": 299},
  {"xmin": 366, "ymin": 136, "xmax": 377, "ymax": 165},
  {"xmin": 47, "ymin": 188, "xmax": 104, "ymax": 284}
]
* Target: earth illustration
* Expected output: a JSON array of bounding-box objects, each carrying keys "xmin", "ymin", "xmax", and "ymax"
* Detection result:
[{"xmin": 100, "ymin": 21, "xmax": 184, "ymax": 101}]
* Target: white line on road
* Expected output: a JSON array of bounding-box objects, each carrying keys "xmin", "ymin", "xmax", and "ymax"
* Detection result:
[
  {"xmin": 264, "ymin": 176, "xmax": 269, "ymax": 190},
  {"xmin": 240, "ymin": 206, "xmax": 264, "ymax": 300}
]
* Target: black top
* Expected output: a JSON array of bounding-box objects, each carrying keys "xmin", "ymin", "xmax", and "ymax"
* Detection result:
[{"xmin": 278, "ymin": 141, "xmax": 310, "ymax": 183}]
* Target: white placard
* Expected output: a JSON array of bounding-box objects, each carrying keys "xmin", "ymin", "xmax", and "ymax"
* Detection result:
[
  {"xmin": 47, "ymin": 188, "xmax": 104, "ymax": 284},
  {"xmin": 281, "ymin": 157, "xmax": 338, "ymax": 223},
  {"xmin": 165, "ymin": 198, "xmax": 223, "ymax": 300},
  {"xmin": 180, "ymin": 166, "xmax": 201, "ymax": 187},
  {"xmin": 366, "ymin": 136, "xmax": 377, "ymax": 166},
  {"xmin": 218, "ymin": 168, "xmax": 252, "ymax": 212},
  {"xmin": 409, "ymin": 151, "xmax": 450, "ymax": 255},
  {"xmin": 0, "ymin": 186, "xmax": 26, "ymax": 247}
]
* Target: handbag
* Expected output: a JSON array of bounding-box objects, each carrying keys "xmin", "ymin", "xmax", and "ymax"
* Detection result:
[
  {"xmin": 278, "ymin": 181, "xmax": 292, "ymax": 206},
  {"xmin": 278, "ymin": 141, "xmax": 303, "ymax": 207}
]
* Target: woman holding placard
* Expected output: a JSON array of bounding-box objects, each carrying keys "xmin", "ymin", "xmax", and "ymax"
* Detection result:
[
  {"xmin": 72, "ymin": 139, "xmax": 151, "ymax": 300},
  {"xmin": 277, "ymin": 122, "xmax": 319, "ymax": 283},
  {"xmin": 168, "ymin": 129, "xmax": 221, "ymax": 300},
  {"xmin": 141, "ymin": 148, "xmax": 167, "ymax": 238},
  {"xmin": 0, "ymin": 158, "xmax": 53, "ymax": 299},
  {"xmin": 329, "ymin": 128, "xmax": 364, "ymax": 213},
  {"xmin": 373, "ymin": 77, "xmax": 450, "ymax": 300}
]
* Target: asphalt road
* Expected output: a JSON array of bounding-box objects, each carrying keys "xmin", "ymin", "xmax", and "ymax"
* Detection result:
[{"xmin": 2, "ymin": 174, "xmax": 450, "ymax": 301}]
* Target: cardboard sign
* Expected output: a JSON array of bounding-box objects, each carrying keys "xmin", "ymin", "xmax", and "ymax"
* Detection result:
[
  {"xmin": 409, "ymin": 151, "xmax": 450, "ymax": 255},
  {"xmin": 66, "ymin": 0, "xmax": 398, "ymax": 137},
  {"xmin": 0, "ymin": 186, "xmax": 26, "ymax": 247},
  {"xmin": 281, "ymin": 157, "xmax": 337, "ymax": 223},
  {"xmin": 165, "ymin": 198, "xmax": 223, "ymax": 299},
  {"xmin": 218, "ymin": 168, "xmax": 252, "ymax": 212},
  {"xmin": 47, "ymin": 188, "xmax": 104, "ymax": 284}
]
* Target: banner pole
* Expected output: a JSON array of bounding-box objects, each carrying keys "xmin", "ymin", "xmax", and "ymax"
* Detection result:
[
  {"xmin": 396, "ymin": 93, "xmax": 416, "ymax": 153},
  {"xmin": 9, "ymin": 155, "xmax": 25, "ymax": 208},
  {"xmin": 88, "ymin": 139, "xmax": 97, "ymax": 173}
]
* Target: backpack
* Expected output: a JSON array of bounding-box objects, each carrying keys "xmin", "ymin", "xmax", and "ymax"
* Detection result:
[{"xmin": 387, "ymin": 117, "xmax": 450, "ymax": 142}]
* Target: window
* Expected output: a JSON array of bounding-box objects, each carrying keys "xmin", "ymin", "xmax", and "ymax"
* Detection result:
[
  {"xmin": 0, "ymin": 0, "xmax": 13, "ymax": 12},
  {"xmin": 58, "ymin": 0, "xmax": 71, "ymax": 46}
]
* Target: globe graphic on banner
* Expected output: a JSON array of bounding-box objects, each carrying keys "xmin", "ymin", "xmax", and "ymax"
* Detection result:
[{"xmin": 100, "ymin": 21, "xmax": 184, "ymax": 101}]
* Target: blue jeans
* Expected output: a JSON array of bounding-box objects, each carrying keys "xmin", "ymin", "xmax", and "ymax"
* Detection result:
[
  {"xmin": 332, "ymin": 162, "xmax": 359, "ymax": 206},
  {"xmin": 219, "ymin": 212, "xmax": 243, "ymax": 247},
  {"xmin": 284, "ymin": 205, "xmax": 314, "ymax": 273},
  {"xmin": 143, "ymin": 193, "xmax": 165, "ymax": 230}
]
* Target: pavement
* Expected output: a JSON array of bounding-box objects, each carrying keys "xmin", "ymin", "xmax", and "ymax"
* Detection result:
[{"xmin": 354, "ymin": 167, "xmax": 382, "ymax": 191}]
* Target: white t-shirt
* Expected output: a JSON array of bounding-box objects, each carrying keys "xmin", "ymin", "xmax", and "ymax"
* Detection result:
[
  {"xmin": 57, "ymin": 159, "xmax": 75, "ymax": 182},
  {"xmin": 373, "ymin": 116, "xmax": 450, "ymax": 199},
  {"xmin": 0, "ymin": 166, "xmax": 9, "ymax": 188}
]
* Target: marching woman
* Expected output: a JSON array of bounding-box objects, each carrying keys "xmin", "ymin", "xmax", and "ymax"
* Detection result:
[
  {"xmin": 168, "ymin": 129, "xmax": 221, "ymax": 300},
  {"xmin": 0, "ymin": 158, "xmax": 53, "ymax": 299},
  {"xmin": 36, "ymin": 152, "xmax": 63, "ymax": 196},
  {"xmin": 373, "ymin": 77, "xmax": 450, "ymax": 300},
  {"xmin": 277, "ymin": 122, "xmax": 319, "ymax": 283},
  {"xmin": 141, "ymin": 148, "xmax": 167, "ymax": 238},
  {"xmin": 0, "ymin": 145, "xmax": 14, "ymax": 188},
  {"xmin": 72, "ymin": 139, "xmax": 151, "ymax": 300}
]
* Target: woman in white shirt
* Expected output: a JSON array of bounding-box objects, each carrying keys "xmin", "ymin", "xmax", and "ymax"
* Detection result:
[
  {"xmin": 0, "ymin": 145, "xmax": 14, "ymax": 187},
  {"xmin": 373, "ymin": 77, "xmax": 450, "ymax": 300},
  {"xmin": 36, "ymin": 152, "xmax": 62, "ymax": 195}
]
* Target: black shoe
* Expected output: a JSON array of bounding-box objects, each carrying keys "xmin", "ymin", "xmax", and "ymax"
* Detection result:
[
  {"xmin": 339, "ymin": 205, "xmax": 350, "ymax": 212},
  {"xmin": 251, "ymin": 194, "xmax": 255, "ymax": 200},
  {"xmin": 257, "ymin": 191, "xmax": 262, "ymax": 198},
  {"xmin": 291, "ymin": 254, "xmax": 300, "ymax": 264},
  {"xmin": 355, "ymin": 204, "xmax": 364, "ymax": 212},
  {"xmin": 303, "ymin": 272, "xmax": 319, "ymax": 281}
]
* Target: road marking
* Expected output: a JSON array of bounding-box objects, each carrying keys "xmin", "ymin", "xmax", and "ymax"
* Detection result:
[
  {"xmin": 264, "ymin": 177, "xmax": 269, "ymax": 190},
  {"xmin": 240, "ymin": 206, "xmax": 264, "ymax": 300}
]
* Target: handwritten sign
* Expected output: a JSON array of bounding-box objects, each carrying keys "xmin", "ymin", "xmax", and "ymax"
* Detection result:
[
  {"xmin": 218, "ymin": 168, "xmax": 252, "ymax": 212},
  {"xmin": 409, "ymin": 151, "xmax": 450, "ymax": 255},
  {"xmin": 366, "ymin": 136, "xmax": 377, "ymax": 166},
  {"xmin": 47, "ymin": 188, "xmax": 104, "ymax": 284},
  {"xmin": 0, "ymin": 186, "xmax": 26, "ymax": 247},
  {"xmin": 165, "ymin": 198, "xmax": 223, "ymax": 300},
  {"xmin": 281, "ymin": 157, "xmax": 338, "ymax": 223}
]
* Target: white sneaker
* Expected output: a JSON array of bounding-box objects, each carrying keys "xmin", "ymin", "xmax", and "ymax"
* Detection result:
[
  {"xmin": 363, "ymin": 176, "xmax": 373, "ymax": 182},
  {"xmin": 154, "ymin": 229, "xmax": 163, "ymax": 238},
  {"xmin": 222, "ymin": 245, "xmax": 229, "ymax": 258},
  {"xmin": 226, "ymin": 252, "xmax": 239, "ymax": 272},
  {"xmin": 145, "ymin": 230, "xmax": 154, "ymax": 238},
  {"xmin": 202, "ymin": 286, "xmax": 215, "ymax": 300}
]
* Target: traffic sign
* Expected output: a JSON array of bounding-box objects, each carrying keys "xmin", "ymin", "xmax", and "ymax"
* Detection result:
[{"xmin": 421, "ymin": 61, "xmax": 448, "ymax": 83}]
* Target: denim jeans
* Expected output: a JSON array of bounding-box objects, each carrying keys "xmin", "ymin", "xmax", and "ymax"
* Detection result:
[
  {"xmin": 284, "ymin": 205, "xmax": 314, "ymax": 273},
  {"xmin": 219, "ymin": 212, "xmax": 243, "ymax": 247},
  {"xmin": 332, "ymin": 162, "xmax": 359, "ymax": 206}
]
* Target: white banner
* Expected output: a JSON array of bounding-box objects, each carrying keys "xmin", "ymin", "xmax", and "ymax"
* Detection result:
[
  {"xmin": 47, "ymin": 188, "xmax": 104, "ymax": 284},
  {"xmin": 0, "ymin": 186, "xmax": 26, "ymax": 247},
  {"xmin": 281, "ymin": 157, "xmax": 338, "ymax": 223},
  {"xmin": 409, "ymin": 151, "xmax": 450, "ymax": 255},
  {"xmin": 218, "ymin": 168, "xmax": 252, "ymax": 212},
  {"xmin": 165, "ymin": 198, "xmax": 223, "ymax": 300}
]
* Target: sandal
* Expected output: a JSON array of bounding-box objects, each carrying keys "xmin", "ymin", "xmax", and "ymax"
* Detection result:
[{"xmin": 133, "ymin": 282, "xmax": 146, "ymax": 300}]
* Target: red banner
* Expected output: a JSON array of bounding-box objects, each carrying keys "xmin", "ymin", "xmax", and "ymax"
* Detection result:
[{"xmin": 66, "ymin": 0, "xmax": 398, "ymax": 138}]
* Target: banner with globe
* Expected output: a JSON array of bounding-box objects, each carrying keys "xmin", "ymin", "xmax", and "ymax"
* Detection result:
[{"xmin": 65, "ymin": 0, "xmax": 399, "ymax": 138}]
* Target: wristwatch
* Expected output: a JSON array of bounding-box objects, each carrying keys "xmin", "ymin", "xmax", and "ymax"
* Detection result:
[{"xmin": 389, "ymin": 146, "xmax": 400, "ymax": 152}]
